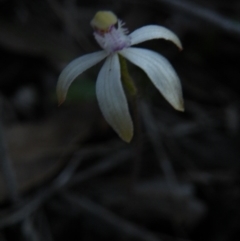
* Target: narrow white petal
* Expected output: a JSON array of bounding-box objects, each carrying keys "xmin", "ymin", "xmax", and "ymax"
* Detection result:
[
  {"xmin": 129, "ymin": 25, "xmax": 182, "ymax": 50},
  {"xmin": 57, "ymin": 51, "xmax": 108, "ymax": 104},
  {"xmin": 120, "ymin": 48, "xmax": 184, "ymax": 111},
  {"xmin": 96, "ymin": 54, "xmax": 133, "ymax": 142}
]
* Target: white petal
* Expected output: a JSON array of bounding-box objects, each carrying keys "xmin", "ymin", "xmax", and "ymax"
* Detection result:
[
  {"xmin": 96, "ymin": 54, "xmax": 133, "ymax": 142},
  {"xmin": 57, "ymin": 51, "xmax": 108, "ymax": 104},
  {"xmin": 120, "ymin": 48, "xmax": 184, "ymax": 111},
  {"xmin": 129, "ymin": 25, "xmax": 182, "ymax": 50}
]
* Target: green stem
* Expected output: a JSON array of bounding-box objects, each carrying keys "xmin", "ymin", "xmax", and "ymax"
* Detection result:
[
  {"xmin": 118, "ymin": 54, "xmax": 142, "ymax": 188},
  {"xmin": 118, "ymin": 54, "xmax": 137, "ymax": 97}
]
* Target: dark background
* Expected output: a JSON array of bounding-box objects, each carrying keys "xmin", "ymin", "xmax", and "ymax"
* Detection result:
[{"xmin": 0, "ymin": 0, "xmax": 240, "ymax": 240}]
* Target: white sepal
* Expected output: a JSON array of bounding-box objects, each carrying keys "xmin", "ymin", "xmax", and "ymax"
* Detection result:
[
  {"xmin": 129, "ymin": 25, "xmax": 182, "ymax": 50},
  {"xmin": 57, "ymin": 50, "xmax": 108, "ymax": 104},
  {"xmin": 96, "ymin": 54, "xmax": 133, "ymax": 142},
  {"xmin": 120, "ymin": 47, "xmax": 184, "ymax": 111}
]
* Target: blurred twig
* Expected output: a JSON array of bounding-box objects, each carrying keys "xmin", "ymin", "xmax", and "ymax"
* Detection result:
[
  {"xmin": 0, "ymin": 101, "xmax": 40, "ymax": 241},
  {"xmin": 61, "ymin": 192, "xmax": 163, "ymax": 241},
  {"xmin": 46, "ymin": 0, "xmax": 93, "ymax": 51},
  {"xmin": 69, "ymin": 149, "xmax": 132, "ymax": 187},
  {"xmin": 0, "ymin": 145, "xmax": 131, "ymax": 228},
  {"xmin": 0, "ymin": 98, "xmax": 18, "ymax": 202},
  {"xmin": 0, "ymin": 120, "xmax": 19, "ymax": 203},
  {"xmin": 157, "ymin": 0, "xmax": 240, "ymax": 37},
  {"xmin": 35, "ymin": 210, "xmax": 54, "ymax": 241},
  {"xmin": 140, "ymin": 101, "xmax": 178, "ymax": 185}
]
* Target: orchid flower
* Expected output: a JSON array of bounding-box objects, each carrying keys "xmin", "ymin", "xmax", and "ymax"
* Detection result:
[{"xmin": 57, "ymin": 11, "xmax": 184, "ymax": 143}]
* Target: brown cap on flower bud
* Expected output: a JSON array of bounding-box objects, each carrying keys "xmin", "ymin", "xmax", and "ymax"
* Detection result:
[{"xmin": 90, "ymin": 11, "xmax": 117, "ymax": 31}]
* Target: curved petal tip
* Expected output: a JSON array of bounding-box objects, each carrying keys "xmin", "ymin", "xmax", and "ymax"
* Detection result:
[
  {"xmin": 130, "ymin": 25, "xmax": 183, "ymax": 50},
  {"xmin": 119, "ymin": 128, "xmax": 133, "ymax": 143},
  {"xmin": 56, "ymin": 87, "xmax": 67, "ymax": 106},
  {"xmin": 175, "ymin": 99, "xmax": 185, "ymax": 112},
  {"xmin": 58, "ymin": 96, "xmax": 66, "ymax": 106}
]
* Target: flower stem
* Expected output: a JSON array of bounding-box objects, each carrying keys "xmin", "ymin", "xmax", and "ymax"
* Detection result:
[
  {"xmin": 118, "ymin": 54, "xmax": 137, "ymax": 97},
  {"xmin": 118, "ymin": 54, "xmax": 142, "ymax": 188}
]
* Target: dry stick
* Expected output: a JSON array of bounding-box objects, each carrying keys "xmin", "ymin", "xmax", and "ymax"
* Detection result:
[
  {"xmin": 0, "ymin": 121, "xmax": 19, "ymax": 203},
  {"xmin": 68, "ymin": 149, "xmax": 131, "ymax": 187},
  {"xmin": 61, "ymin": 193, "xmax": 162, "ymax": 241},
  {"xmin": 140, "ymin": 101, "xmax": 178, "ymax": 186},
  {"xmin": 0, "ymin": 148, "xmax": 131, "ymax": 228},
  {"xmin": 0, "ymin": 95, "xmax": 20, "ymax": 204},
  {"xmin": 131, "ymin": 95, "xmax": 143, "ymax": 187},
  {"xmin": 36, "ymin": 211, "xmax": 54, "ymax": 241},
  {"xmin": 158, "ymin": 0, "xmax": 240, "ymax": 37},
  {"xmin": 46, "ymin": 0, "xmax": 93, "ymax": 50},
  {"xmin": 0, "ymin": 117, "xmax": 38, "ymax": 240}
]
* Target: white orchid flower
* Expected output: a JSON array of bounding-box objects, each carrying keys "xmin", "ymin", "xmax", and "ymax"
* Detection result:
[{"xmin": 57, "ymin": 11, "xmax": 184, "ymax": 143}]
